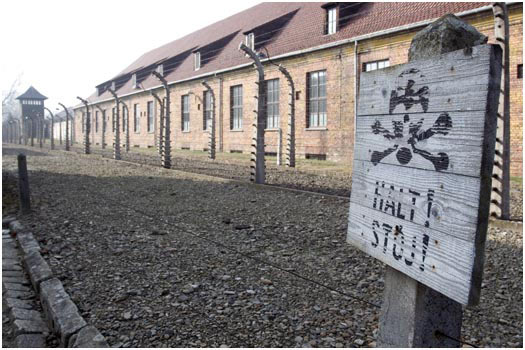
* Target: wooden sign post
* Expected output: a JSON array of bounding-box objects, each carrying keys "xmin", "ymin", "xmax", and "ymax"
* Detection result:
[{"xmin": 347, "ymin": 15, "xmax": 502, "ymax": 347}]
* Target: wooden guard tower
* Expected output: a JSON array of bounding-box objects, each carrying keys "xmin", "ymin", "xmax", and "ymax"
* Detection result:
[{"xmin": 16, "ymin": 86, "xmax": 47, "ymax": 146}]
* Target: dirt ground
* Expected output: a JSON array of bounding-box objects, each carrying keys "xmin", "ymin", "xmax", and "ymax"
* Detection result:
[{"xmin": 1, "ymin": 144, "xmax": 522, "ymax": 347}]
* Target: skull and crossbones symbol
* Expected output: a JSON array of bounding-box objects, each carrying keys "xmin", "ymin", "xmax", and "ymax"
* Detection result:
[{"xmin": 370, "ymin": 68, "xmax": 452, "ymax": 171}]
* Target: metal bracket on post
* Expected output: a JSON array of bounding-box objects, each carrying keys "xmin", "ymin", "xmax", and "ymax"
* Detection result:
[
  {"xmin": 58, "ymin": 103, "xmax": 70, "ymax": 151},
  {"xmin": 239, "ymin": 42, "xmax": 265, "ymax": 184},
  {"xmin": 152, "ymin": 71, "xmax": 171, "ymax": 169},
  {"xmin": 278, "ymin": 64, "xmax": 295, "ymax": 167},
  {"xmin": 77, "ymin": 97, "xmax": 91, "ymax": 154},
  {"xmin": 490, "ymin": 2, "xmax": 510, "ymax": 220},
  {"xmin": 107, "ymin": 88, "xmax": 121, "ymax": 160},
  {"xmin": 202, "ymin": 80, "xmax": 216, "ymax": 160}
]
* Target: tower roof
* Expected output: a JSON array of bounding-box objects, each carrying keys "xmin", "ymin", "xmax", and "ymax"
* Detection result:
[{"xmin": 16, "ymin": 86, "xmax": 47, "ymax": 100}]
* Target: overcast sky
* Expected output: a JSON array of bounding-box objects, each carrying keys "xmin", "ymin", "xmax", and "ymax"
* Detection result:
[{"xmin": 0, "ymin": 0, "xmax": 261, "ymax": 111}]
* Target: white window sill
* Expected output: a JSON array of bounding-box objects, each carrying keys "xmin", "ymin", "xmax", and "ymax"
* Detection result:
[
  {"xmin": 305, "ymin": 127, "xmax": 328, "ymax": 131},
  {"xmin": 230, "ymin": 129, "xmax": 243, "ymax": 132},
  {"xmin": 182, "ymin": 130, "xmax": 191, "ymax": 133},
  {"xmin": 265, "ymin": 128, "xmax": 280, "ymax": 132}
]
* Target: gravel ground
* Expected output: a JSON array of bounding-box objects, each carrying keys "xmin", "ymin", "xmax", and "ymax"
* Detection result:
[
  {"xmin": 54, "ymin": 142, "xmax": 524, "ymax": 221},
  {"xmin": 2, "ymin": 144, "xmax": 522, "ymax": 347}
]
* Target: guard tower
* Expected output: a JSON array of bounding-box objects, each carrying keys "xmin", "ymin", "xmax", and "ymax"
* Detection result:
[{"xmin": 16, "ymin": 86, "xmax": 47, "ymax": 146}]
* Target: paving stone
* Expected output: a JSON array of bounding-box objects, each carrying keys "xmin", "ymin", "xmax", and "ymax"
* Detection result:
[
  {"xmin": 13, "ymin": 318, "xmax": 49, "ymax": 335},
  {"xmin": 9, "ymin": 220, "xmax": 24, "ymax": 233},
  {"xmin": 40, "ymin": 278, "xmax": 69, "ymax": 307},
  {"xmin": 2, "ymin": 249, "xmax": 20, "ymax": 258},
  {"xmin": 5, "ymin": 289, "xmax": 36, "ymax": 300},
  {"xmin": 4, "ymin": 282, "xmax": 31, "ymax": 292},
  {"xmin": 3, "ymin": 276, "xmax": 31, "ymax": 285},
  {"xmin": 2, "ymin": 261, "xmax": 23, "ymax": 271},
  {"xmin": 69, "ymin": 325, "xmax": 109, "ymax": 348},
  {"xmin": 2, "ymin": 216, "xmax": 16, "ymax": 228},
  {"xmin": 15, "ymin": 334, "xmax": 46, "ymax": 348},
  {"xmin": 17, "ymin": 232, "xmax": 41, "ymax": 254},
  {"xmin": 24, "ymin": 251, "xmax": 53, "ymax": 291},
  {"xmin": 48, "ymin": 298, "xmax": 87, "ymax": 347},
  {"xmin": 3, "ymin": 270, "xmax": 25, "ymax": 278},
  {"xmin": 2, "ymin": 242, "xmax": 18, "ymax": 250},
  {"xmin": 10, "ymin": 308, "xmax": 43, "ymax": 322},
  {"xmin": 5, "ymin": 298, "xmax": 34, "ymax": 310}
]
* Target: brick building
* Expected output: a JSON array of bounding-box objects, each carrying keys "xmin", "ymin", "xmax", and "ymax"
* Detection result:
[{"xmin": 74, "ymin": 2, "xmax": 523, "ymax": 175}]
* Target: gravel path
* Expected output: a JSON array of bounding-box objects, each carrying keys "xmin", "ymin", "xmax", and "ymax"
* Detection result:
[
  {"xmin": 51, "ymin": 143, "xmax": 524, "ymax": 221},
  {"xmin": 2, "ymin": 144, "xmax": 522, "ymax": 347}
]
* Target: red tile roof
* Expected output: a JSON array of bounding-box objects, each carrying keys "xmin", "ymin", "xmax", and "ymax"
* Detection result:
[{"xmin": 85, "ymin": 2, "xmax": 489, "ymax": 104}]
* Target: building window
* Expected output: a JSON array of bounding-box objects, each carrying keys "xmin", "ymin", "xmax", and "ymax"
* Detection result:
[
  {"xmin": 156, "ymin": 64, "xmax": 164, "ymax": 76},
  {"xmin": 327, "ymin": 7, "xmax": 337, "ymax": 35},
  {"xmin": 134, "ymin": 104, "xmax": 140, "ymax": 133},
  {"xmin": 245, "ymin": 33, "xmax": 255, "ymax": 50},
  {"xmin": 266, "ymin": 79, "xmax": 280, "ymax": 129},
  {"xmin": 181, "ymin": 95, "xmax": 190, "ymax": 131},
  {"xmin": 307, "ymin": 70, "xmax": 327, "ymax": 128},
  {"xmin": 230, "ymin": 85, "xmax": 243, "ymax": 130},
  {"xmin": 194, "ymin": 51, "xmax": 201, "ymax": 71},
  {"xmin": 95, "ymin": 111, "xmax": 99, "ymax": 133},
  {"xmin": 147, "ymin": 101, "xmax": 154, "ymax": 133},
  {"xmin": 203, "ymin": 90, "xmax": 212, "ymax": 130},
  {"xmin": 132, "ymin": 74, "xmax": 138, "ymax": 89},
  {"xmin": 363, "ymin": 59, "xmax": 390, "ymax": 72},
  {"xmin": 518, "ymin": 64, "xmax": 523, "ymax": 79}
]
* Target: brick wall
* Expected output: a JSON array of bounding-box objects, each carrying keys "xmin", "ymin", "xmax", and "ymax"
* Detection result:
[{"xmin": 75, "ymin": 5, "xmax": 523, "ymax": 176}]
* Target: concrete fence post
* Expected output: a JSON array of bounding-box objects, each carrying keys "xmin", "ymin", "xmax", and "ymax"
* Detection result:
[
  {"xmin": 239, "ymin": 43, "xmax": 266, "ymax": 184},
  {"xmin": 150, "ymin": 90, "xmax": 165, "ymax": 161},
  {"xmin": 77, "ymin": 97, "xmax": 91, "ymax": 154},
  {"xmin": 152, "ymin": 71, "xmax": 172, "ymax": 169},
  {"xmin": 490, "ymin": 2, "xmax": 510, "ymax": 220},
  {"xmin": 107, "ymin": 88, "xmax": 121, "ymax": 160},
  {"xmin": 58, "ymin": 103, "xmax": 70, "ymax": 151},
  {"xmin": 17, "ymin": 154, "xmax": 31, "ymax": 215},
  {"xmin": 377, "ymin": 14, "xmax": 490, "ymax": 347},
  {"xmin": 120, "ymin": 100, "xmax": 130, "ymax": 153},
  {"xmin": 202, "ymin": 81, "xmax": 216, "ymax": 160},
  {"xmin": 278, "ymin": 64, "xmax": 296, "ymax": 167},
  {"xmin": 94, "ymin": 105, "xmax": 105, "ymax": 149}
]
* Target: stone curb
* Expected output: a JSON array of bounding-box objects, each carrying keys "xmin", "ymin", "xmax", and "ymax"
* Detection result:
[
  {"xmin": 8, "ymin": 219, "xmax": 109, "ymax": 348},
  {"xmin": 488, "ymin": 218, "xmax": 523, "ymax": 231}
]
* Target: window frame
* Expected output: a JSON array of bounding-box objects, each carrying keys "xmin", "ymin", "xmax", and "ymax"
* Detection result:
[
  {"xmin": 147, "ymin": 101, "xmax": 154, "ymax": 133},
  {"xmin": 133, "ymin": 103, "xmax": 140, "ymax": 133},
  {"xmin": 181, "ymin": 95, "xmax": 190, "ymax": 132},
  {"xmin": 266, "ymin": 78, "xmax": 280, "ymax": 130},
  {"xmin": 307, "ymin": 70, "xmax": 327, "ymax": 129},
  {"xmin": 194, "ymin": 51, "xmax": 201, "ymax": 71},
  {"xmin": 363, "ymin": 59, "xmax": 390, "ymax": 72},
  {"xmin": 326, "ymin": 6, "xmax": 338, "ymax": 35},
  {"xmin": 230, "ymin": 85, "xmax": 243, "ymax": 130}
]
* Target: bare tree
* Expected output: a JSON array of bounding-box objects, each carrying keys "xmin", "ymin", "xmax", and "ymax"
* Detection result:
[{"xmin": 2, "ymin": 74, "xmax": 23, "ymax": 123}]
